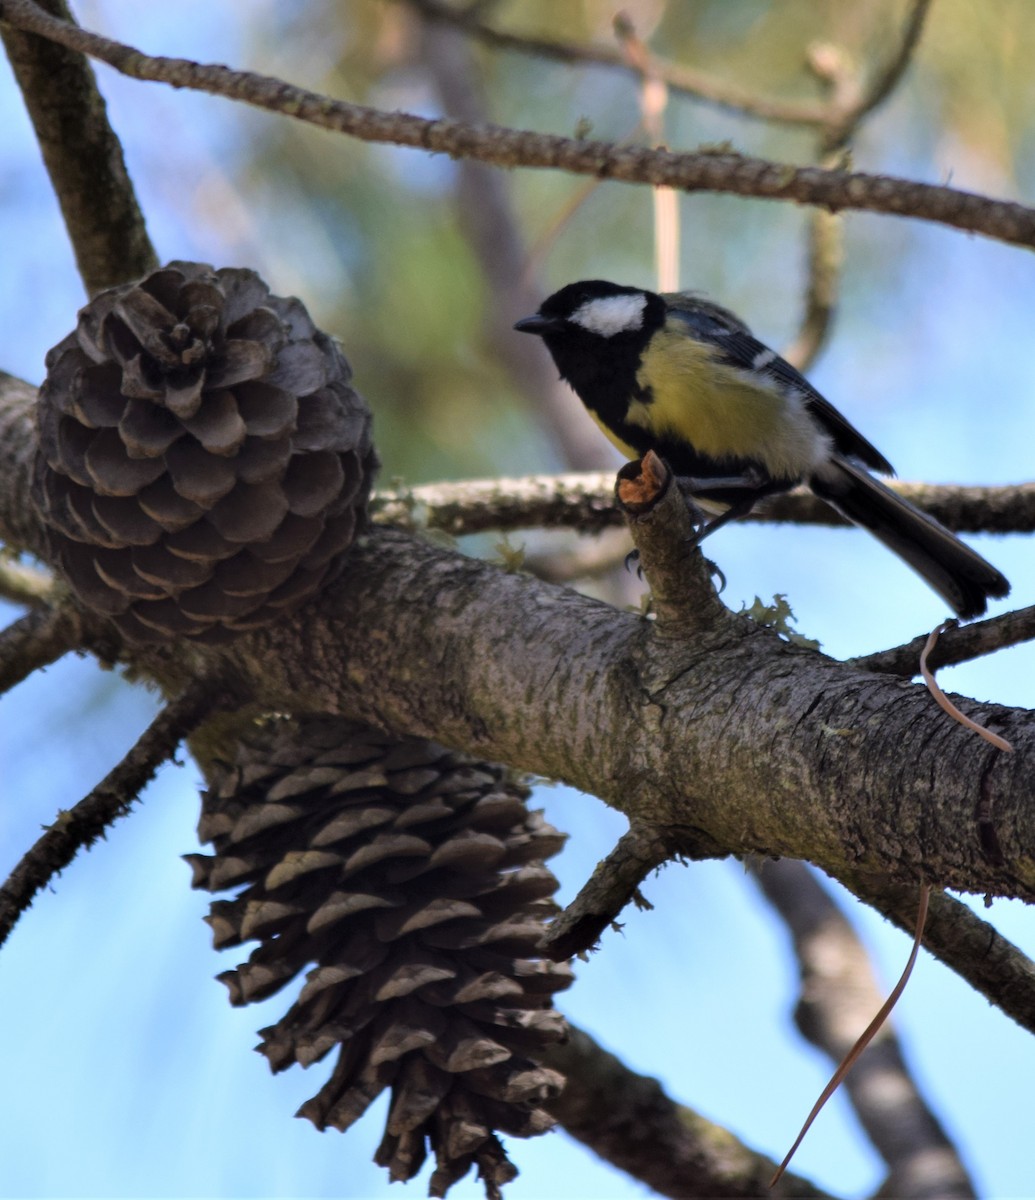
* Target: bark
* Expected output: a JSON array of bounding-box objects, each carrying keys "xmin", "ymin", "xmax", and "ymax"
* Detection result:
[
  {"xmin": 1, "ymin": 375, "xmax": 1031, "ymax": 906},
  {"xmin": 0, "ymin": 0, "xmax": 156, "ymax": 293}
]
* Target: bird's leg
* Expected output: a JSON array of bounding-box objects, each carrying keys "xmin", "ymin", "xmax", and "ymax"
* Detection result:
[
  {"xmin": 672, "ymin": 468, "xmax": 769, "ymax": 548},
  {"xmin": 687, "ymin": 494, "xmax": 761, "ymax": 547}
]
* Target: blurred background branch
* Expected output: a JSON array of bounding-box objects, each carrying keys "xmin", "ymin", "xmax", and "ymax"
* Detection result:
[
  {"xmin": 2, "ymin": 0, "xmax": 1035, "ymax": 247},
  {"xmin": 751, "ymin": 860, "xmax": 975, "ymax": 1198}
]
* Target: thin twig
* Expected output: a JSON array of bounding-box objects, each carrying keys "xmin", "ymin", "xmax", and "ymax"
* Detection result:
[
  {"xmin": 782, "ymin": 45, "xmax": 854, "ymax": 373},
  {"xmin": 3, "ymin": 0, "xmax": 1035, "ymax": 250},
  {"xmin": 755, "ymin": 478, "xmax": 1035, "ymax": 533},
  {"xmin": 540, "ymin": 823, "xmax": 681, "ymax": 961},
  {"xmin": 825, "ymin": 0, "xmax": 933, "ymax": 148},
  {"xmin": 0, "ymin": 680, "xmax": 226, "ymax": 949},
  {"xmin": 786, "ymin": 2, "xmax": 931, "ymax": 371},
  {"xmin": 0, "ymin": 0, "xmax": 156, "ymax": 293},
  {"xmin": 405, "ymin": 0, "xmax": 832, "ymax": 127},
  {"xmin": 782, "ymin": 205, "xmax": 843, "ymax": 373},
  {"xmin": 852, "ymin": 605, "xmax": 1035, "ymax": 675}
]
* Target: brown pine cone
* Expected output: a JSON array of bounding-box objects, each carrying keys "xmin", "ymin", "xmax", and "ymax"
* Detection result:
[
  {"xmin": 32, "ymin": 262, "xmax": 378, "ymax": 643},
  {"xmin": 187, "ymin": 717, "xmax": 573, "ymax": 1198}
]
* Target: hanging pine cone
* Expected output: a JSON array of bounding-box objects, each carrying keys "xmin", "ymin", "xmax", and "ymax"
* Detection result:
[
  {"xmin": 31, "ymin": 262, "xmax": 378, "ymax": 643},
  {"xmin": 186, "ymin": 718, "xmax": 572, "ymax": 1198}
]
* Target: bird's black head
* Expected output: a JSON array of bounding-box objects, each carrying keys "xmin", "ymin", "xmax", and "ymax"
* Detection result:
[{"xmin": 514, "ymin": 280, "xmax": 666, "ymax": 411}]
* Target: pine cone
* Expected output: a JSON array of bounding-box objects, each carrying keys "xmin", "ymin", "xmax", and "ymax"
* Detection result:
[
  {"xmin": 187, "ymin": 718, "xmax": 572, "ymax": 1198},
  {"xmin": 32, "ymin": 262, "xmax": 378, "ymax": 643}
]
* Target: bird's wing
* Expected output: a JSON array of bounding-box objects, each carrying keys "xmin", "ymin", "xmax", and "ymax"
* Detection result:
[{"xmin": 662, "ymin": 293, "xmax": 894, "ymax": 476}]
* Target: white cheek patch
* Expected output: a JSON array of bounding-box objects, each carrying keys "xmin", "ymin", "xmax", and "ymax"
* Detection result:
[{"xmin": 571, "ymin": 292, "xmax": 647, "ymax": 337}]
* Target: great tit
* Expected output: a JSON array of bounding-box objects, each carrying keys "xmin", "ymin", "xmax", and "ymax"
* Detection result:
[{"xmin": 514, "ymin": 279, "xmax": 1009, "ymax": 619}]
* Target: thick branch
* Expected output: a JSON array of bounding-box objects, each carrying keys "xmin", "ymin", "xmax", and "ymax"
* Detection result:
[
  {"xmin": 129, "ymin": 527, "xmax": 1035, "ymax": 913},
  {"xmin": 1, "ymin": 368, "xmax": 1028, "ymax": 907},
  {"xmin": 2, "ymin": 382, "xmax": 1033, "ymax": 1017},
  {"xmin": 544, "ymin": 1025, "xmax": 835, "ymax": 1199},
  {"xmin": 3, "ymin": 0, "xmax": 1035, "ymax": 250},
  {"xmin": 0, "ymin": 603, "xmax": 87, "ymax": 693},
  {"xmin": 0, "ymin": 0, "xmax": 156, "ymax": 293}
]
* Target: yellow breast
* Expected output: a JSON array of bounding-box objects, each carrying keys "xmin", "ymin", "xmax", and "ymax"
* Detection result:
[{"xmin": 630, "ymin": 325, "xmax": 822, "ymax": 478}]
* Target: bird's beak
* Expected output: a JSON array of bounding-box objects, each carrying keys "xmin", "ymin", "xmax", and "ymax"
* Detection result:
[{"xmin": 514, "ymin": 314, "xmax": 562, "ymax": 335}]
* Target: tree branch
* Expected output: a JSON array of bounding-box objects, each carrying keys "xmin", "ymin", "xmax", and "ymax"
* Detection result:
[
  {"xmin": 545, "ymin": 1024, "xmax": 836, "ymax": 1199},
  {"xmin": 541, "ymin": 823, "xmax": 679, "ymax": 960},
  {"xmin": 853, "ymin": 606, "xmax": 1035, "ymax": 676},
  {"xmin": 783, "ymin": 204, "xmax": 843, "ymax": 374},
  {"xmin": 373, "ymin": 473, "xmax": 1035, "ymax": 538},
  {"xmin": 2, "ymin": 378, "xmax": 1031, "ymax": 908},
  {"xmin": 375, "ymin": 472, "xmax": 621, "ymax": 535},
  {"xmin": 826, "ymin": 0, "xmax": 933, "ymax": 145},
  {"xmin": 756, "ymin": 479, "xmax": 1035, "ymax": 535},
  {"xmin": 0, "ymin": 0, "xmax": 156, "ymax": 293},
  {"xmin": 0, "ymin": 602, "xmax": 89, "ymax": 693},
  {"xmin": 405, "ymin": 0, "xmax": 832, "ymax": 127},
  {"xmin": 0, "ymin": 679, "xmax": 226, "ymax": 948},
  {"xmin": 0, "ymin": 372, "xmax": 48, "ymax": 558},
  {"xmin": 0, "ymin": 557, "xmax": 54, "ymax": 607},
  {"xmin": 842, "ymin": 874, "xmax": 1035, "ymax": 1037},
  {"xmin": 2, "ymin": 0, "xmax": 1035, "ymax": 250},
  {"xmin": 121, "ymin": 526, "xmax": 1034, "ymax": 911}
]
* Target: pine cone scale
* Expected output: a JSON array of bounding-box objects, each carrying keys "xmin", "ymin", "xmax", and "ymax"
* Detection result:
[
  {"xmin": 33, "ymin": 261, "xmax": 377, "ymax": 642},
  {"xmin": 194, "ymin": 719, "xmax": 571, "ymax": 1197}
]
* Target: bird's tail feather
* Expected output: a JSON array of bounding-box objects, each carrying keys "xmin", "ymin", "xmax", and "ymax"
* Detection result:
[{"xmin": 810, "ymin": 457, "xmax": 1009, "ymax": 620}]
